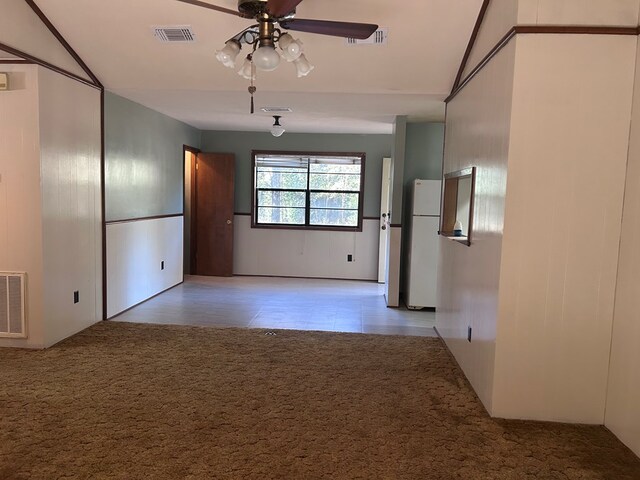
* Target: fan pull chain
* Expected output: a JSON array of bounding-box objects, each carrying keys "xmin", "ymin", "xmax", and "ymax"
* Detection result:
[
  {"xmin": 249, "ymin": 86, "xmax": 256, "ymax": 114},
  {"xmin": 248, "ymin": 59, "xmax": 256, "ymax": 114}
]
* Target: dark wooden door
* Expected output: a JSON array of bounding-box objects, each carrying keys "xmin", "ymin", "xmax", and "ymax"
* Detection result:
[{"xmin": 193, "ymin": 153, "xmax": 235, "ymax": 276}]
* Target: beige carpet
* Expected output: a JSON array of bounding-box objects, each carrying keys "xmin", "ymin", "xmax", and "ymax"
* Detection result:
[{"xmin": 1, "ymin": 322, "xmax": 639, "ymax": 479}]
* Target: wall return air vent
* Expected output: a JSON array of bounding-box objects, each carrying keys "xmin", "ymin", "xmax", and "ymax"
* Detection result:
[
  {"xmin": 0, "ymin": 272, "xmax": 27, "ymax": 338},
  {"xmin": 154, "ymin": 26, "xmax": 196, "ymax": 42},
  {"xmin": 261, "ymin": 107, "xmax": 293, "ymax": 113},
  {"xmin": 346, "ymin": 28, "xmax": 388, "ymax": 46}
]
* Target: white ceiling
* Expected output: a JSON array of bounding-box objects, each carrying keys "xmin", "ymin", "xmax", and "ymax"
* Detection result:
[{"xmin": 35, "ymin": 0, "xmax": 483, "ymax": 133}]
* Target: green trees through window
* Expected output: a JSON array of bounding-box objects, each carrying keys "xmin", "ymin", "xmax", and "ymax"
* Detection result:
[{"xmin": 253, "ymin": 151, "xmax": 365, "ymax": 230}]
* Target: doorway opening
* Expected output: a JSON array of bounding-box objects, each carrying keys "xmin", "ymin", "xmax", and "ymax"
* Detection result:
[
  {"xmin": 183, "ymin": 146, "xmax": 199, "ymax": 275},
  {"xmin": 184, "ymin": 147, "xmax": 236, "ymax": 277}
]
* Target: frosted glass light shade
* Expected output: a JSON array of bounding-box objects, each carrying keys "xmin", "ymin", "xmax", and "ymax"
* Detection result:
[
  {"xmin": 271, "ymin": 116, "xmax": 285, "ymax": 137},
  {"xmin": 253, "ymin": 45, "xmax": 281, "ymax": 71},
  {"xmin": 293, "ymin": 54, "xmax": 314, "ymax": 77},
  {"xmin": 278, "ymin": 33, "xmax": 303, "ymax": 62},
  {"xmin": 215, "ymin": 40, "xmax": 241, "ymax": 68},
  {"xmin": 271, "ymin": 125, "xmax": 285, "ymax": 137},
  {"xmin": 237, "ymin": 57, "xmax": 255, "ymax": 80}
]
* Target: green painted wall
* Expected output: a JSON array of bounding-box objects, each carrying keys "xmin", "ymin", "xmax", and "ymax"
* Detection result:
[
  {"xmin": 104, "ymin": 92, "xmax": 201, "ymax": 221},
  {"xmin": 402, "ymin": 122, "xmax": 445, "ymax": 226},
  {"xmin": 403, "ymin": 123, "xmax": 445, "ymax": 185},
  {"xmin": 200, "ymin": 131, "xmax": 393, "ymax": 218},
  {"xmin": 401, "ymin": 122, "xmax": 445, "ymax": 294}
]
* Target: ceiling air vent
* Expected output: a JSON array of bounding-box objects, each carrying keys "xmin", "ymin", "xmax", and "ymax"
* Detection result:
[
  {"xmin": 261, "ymin": 107, "xmax": 293, "ymax": 113},
  {"xmin": 346, "ymin": 28, "xmax": 388, "ymax": 46},
  {"xmin": 154, "ymin": 26, "xmax": 196, "ymax": 43}
]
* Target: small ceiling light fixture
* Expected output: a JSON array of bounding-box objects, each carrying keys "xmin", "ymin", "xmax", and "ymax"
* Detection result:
[{"xmin": 270, "ymin": 115, "xmax": 285, "ymax": 137}]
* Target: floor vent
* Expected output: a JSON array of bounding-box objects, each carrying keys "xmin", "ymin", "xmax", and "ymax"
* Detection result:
[
  {"xmin": 0, "ymin": 273, "xmax": 27, "ymax": 338},
  {"xmin": 346, "ymin": 28, "xmax": 388, "ymax": 46},
  {"xmin": 154, "ymin": 26, "xmax": 196, "ymax": 42}
]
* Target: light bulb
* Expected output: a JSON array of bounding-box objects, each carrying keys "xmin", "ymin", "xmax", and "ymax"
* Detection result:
[
  {"xmin": 215, "ymin": 40, "xmax": 241, "ymax": 68},
  {"xmin": 293, "ymin": 54, "xmax": 314, "ymax": 77},
  {"xmin": 278, "ymin": 33, "xmax": 303, "ymax": 62},
  {"xmin": 253, "ymin": 45, "xmax": 281, "ymax": 71}
]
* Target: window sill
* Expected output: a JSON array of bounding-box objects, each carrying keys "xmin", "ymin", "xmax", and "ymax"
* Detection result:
[
  {"xmin": 252, "ymin": 223, "xmax": 363, "ymax": 233},
  {"xmin": 440, "ymin": 232, "xmax": 470, "ymax": 246}
]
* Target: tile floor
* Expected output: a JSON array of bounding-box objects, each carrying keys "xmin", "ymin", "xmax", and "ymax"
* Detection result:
[{"xmin": 114, "ymin": 275, "xmax": 437, "ymax": 337}]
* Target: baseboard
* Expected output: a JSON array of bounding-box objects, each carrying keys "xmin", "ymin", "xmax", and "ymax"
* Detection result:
[
  {"xmin": 232, "ymin": 274, "xmax": 378, "ymax": 283},
  {"xmin": 107, "ymin": 281, "xmax": 183, "ymax": 320}
]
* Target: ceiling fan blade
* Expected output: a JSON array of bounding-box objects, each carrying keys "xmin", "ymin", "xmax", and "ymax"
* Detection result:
[
  {"xmin": 266, "ymin": 0, "xmax": 304, "ymax": 18},
  {"xmin": 279, "ymin": 18, "xmax": 378, "ymax": 40},
  {"xmin": 174, "ymin": 0, "xmax": 241, "ymax": 17}
]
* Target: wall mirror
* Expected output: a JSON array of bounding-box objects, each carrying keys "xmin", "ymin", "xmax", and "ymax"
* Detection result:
[{"xmin": 440, "ymin": 167, "xmax": 476, "ymax": 246}]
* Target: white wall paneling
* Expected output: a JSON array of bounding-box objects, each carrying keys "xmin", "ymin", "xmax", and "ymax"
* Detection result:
[
  {"xmin": 38, "ymin": 67, "xmax": 102, "ymax": 347},
  {"xmin": 384, "ymin": 226, "xmax": 402, "ymax": 307},
  {"xmin": 0, "ymin": 65, "xmax": 45, "ymax": 348},
  {"xmin": 0, "ymin": 65, "xmax": 102, "ymax": 349},
  {"xmin": 437, "ymin": 40, "xmax": 516, "ymax": 413},
  {"xmin": 233, "ymin": 216, "xmax": 379, "ymax": 281},
  {"xmin": 492, "ymin": 34, "xmax": 636, "ymax": 424},
  {"xmin": 106, "ymin": 216, "xmax": 184, "ymax": 318},
  {"xmin": 605, "ymin": 38, "xmax": 640, "ymax": 458}
]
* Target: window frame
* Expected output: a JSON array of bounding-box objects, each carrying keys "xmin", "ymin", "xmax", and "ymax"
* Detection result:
[
  {"xmin": 251, "ymin": 150, "xmax": 366, "ymax": 232},
  {"xmin": 439, "ymin": 167, "xmax": 476, "ymax": 246}
]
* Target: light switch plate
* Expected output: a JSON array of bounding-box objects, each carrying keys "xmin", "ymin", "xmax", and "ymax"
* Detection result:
[{"xmin": 0, "ymin": 73, "xmax": 8, "ymax": 90}]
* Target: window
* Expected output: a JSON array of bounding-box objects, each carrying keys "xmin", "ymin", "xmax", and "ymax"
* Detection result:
[{"xmin": 252, "ymin": 151, "xmax": 365, "ymax": 230}]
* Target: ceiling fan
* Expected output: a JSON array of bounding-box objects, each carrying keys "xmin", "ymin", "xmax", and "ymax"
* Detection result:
[
  {"xmin": 176, "ymin": 0, "xmax": 378, "ymax": 73},
  {"xmin": 175, "ymin": 0, "xmax": 378, "ymax": 119},
  {"xmin": 176, "ymin": 0, "xmax": 378, "ymax": 40}
]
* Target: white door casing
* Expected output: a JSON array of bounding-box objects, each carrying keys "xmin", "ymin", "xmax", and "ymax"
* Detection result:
[{"xmin": 378, "ymin": 157, "xmax": 391, "ymax": 283}]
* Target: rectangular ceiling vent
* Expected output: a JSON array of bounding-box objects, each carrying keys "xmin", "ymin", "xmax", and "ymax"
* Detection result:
[
  {"xmin": 346, "ymin": 28, "xmax": 388, "ymax": 46},
  {"xmin": 0, "ymin": 272, "xmax": 27, "ymax": 338},
  {"xmin": 261, "ymin": 107, "xmax": 293, "ymax": 113},
  {"xmin": 154, "ymin": 26, "xmax": 196, "ymax": 43}
]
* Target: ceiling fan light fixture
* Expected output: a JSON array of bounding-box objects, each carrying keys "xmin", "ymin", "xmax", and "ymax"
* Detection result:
[
  {"xmin": 293, "ymin": 53, "xmax": 314, "ymax": 78},
  {"xmin": 253, "ymin": 45, "xmax": 281, "ymax": 71},
  {"xmin": 270, "ymin": 115, "xmax": 285, "ymax": 137},
  {"xmin": 278, "ymin": 33, "xmax": 303, "ymax": 62},
  {"xmin": 237, "ymin": 56, "xmax": 255, "ymax": 80},
  {"xmin": 215, "ymin": 39, "xmax": 241, "ymax": 68}
]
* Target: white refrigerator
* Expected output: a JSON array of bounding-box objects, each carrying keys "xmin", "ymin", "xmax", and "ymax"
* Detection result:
[{"xmin": 405, "ymin": 179, "xmax": 441, "ymax": 309}]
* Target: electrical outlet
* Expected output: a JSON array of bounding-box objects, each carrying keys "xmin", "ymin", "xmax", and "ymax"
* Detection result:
[
  {"xmin": 73, "ymin": 291, "xmax": 79, "ymax": 304},
  {"xmin": 347, "ymin": 254, "xmax": 353, "ymax": 262},
  {"xmin": 161, "ymin": 261, "xmax": 165, "ymax": 270},
  {"xmin": 467, "ymin": 326, "xmax": 472, "ymax": 342}
]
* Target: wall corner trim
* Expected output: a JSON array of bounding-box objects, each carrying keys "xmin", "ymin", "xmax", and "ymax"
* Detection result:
[
  {"xmin": 447, "ymin": 25, "xmax": 640, "ymax": 104},
  {"xmin": 23, "ymin": 0, "xmax": 103, "ymax": 89},
  {"xmin": 452, "ymin": 0, "xmax": 492, "ymax": 93}
]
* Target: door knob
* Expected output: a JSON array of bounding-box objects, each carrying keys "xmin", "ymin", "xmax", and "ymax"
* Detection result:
[{"xmin": 226, "ymin": 219, "xmax": 232, "ymax": 225}]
